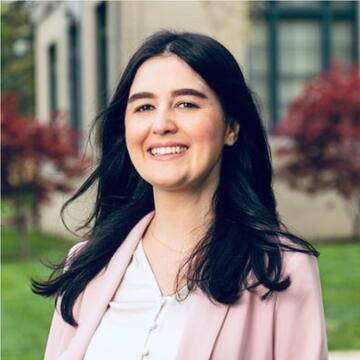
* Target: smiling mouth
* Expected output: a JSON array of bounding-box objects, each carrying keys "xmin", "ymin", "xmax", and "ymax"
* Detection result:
[{"xmin": 149, "ymin": 146, "xmax": 188, "ymax": 157}]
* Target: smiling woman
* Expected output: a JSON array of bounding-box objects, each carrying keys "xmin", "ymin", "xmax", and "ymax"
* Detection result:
[{"xmin": 32, "ymin": 31, "xmax": 327, "ymax": 360}]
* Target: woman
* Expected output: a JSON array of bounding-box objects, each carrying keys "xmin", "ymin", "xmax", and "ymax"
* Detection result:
[{"xmin": 33, "ymin": 30, "xmax": 327, "ymax": 360}]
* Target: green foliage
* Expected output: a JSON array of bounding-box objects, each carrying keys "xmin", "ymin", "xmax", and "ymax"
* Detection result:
[
  {"xmin": 1, "ymin": 1, "xmax": 34, "ymax": 115},
  {"xmin": 1, "ymin": 199, "xmax": 15, "ymax": 218}
]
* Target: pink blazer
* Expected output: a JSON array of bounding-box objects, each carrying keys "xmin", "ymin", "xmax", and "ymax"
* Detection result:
[{"xmin": 44, "ymin": 212, "xmax": 328, "ymax": 360}]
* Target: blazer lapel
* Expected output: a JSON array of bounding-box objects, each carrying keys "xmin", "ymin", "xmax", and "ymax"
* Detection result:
[
  {"xmin": 59, "ymin": 212, "xmax": 155, "ymax": 360},
  {"xmin": 176, "ymin": 288, "xmax": 230, "ymax": 360}
]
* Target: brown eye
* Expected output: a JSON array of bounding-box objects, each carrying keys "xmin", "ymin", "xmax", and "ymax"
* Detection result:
[
  {"xmin": 136, "ymin": 104, "xmax": 154, "ymax": 112},
  {"xmin": 178, "ymin": 102, "xmax": 198, "ymax": 109}
]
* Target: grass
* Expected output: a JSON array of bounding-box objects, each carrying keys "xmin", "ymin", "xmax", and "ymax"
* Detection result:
[
  {"xmin": 1, "ymin": 230, "xmax": 360, "ymax": 359},
  {"xmin": 316, "ymin": 242, "xmax": 360, "ymax": 350},
  {"xmin": 1, "ymin": 229, "xmax": 75, "ymax": 360}
]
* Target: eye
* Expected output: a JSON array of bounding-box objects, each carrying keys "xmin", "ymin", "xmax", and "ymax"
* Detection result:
[
  {"xmin": 135, "ymin": 104, "xmax": 154, "ymax": 113},
  {"xmin": 177, "ymin": 102, "xmax": 198, "ymax": 109}
]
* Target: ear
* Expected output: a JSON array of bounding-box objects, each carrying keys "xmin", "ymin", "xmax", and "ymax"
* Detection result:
[{"xmin": 224, "ymin": 122, "xmax": 240, "ymax": 146}]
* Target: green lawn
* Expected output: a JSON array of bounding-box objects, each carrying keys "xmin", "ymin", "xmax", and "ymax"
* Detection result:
[
  {"xmin": 1, "ymin": 229, "xmax": 360, "ymax": 359},
  {"xmin": 316, "ymin": 242, "xmax": 360, "ymax": 350},
  {"xmin": 1, "ymin": 229, "xmax": 75, "ymax": 360}
]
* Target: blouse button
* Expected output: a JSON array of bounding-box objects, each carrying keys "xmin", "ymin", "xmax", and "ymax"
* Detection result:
[
  {"xmin": 150, "ymin": 322, "xmax": 158, "ymax": 331},
  {"xmin": 156, "ymin": 298, "xmax": 167, "ymax": 312},
  {"xmin": 142, "ymin": 349, "xmax": 150, "ymax": 358}
]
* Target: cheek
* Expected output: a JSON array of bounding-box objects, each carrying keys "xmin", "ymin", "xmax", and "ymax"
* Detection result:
[
  {"xmin": 125, "ymin": 122, "xmax": 147, "ymax": 170},
  {"xmin": 125, "ymin": 120, "xmax": 147, "ymax": 149},
  {"xmin": 188, "ymin": 117, "xmax": 226, "ymax": 146},
  {"xmin": 124, "ymin": 125, "xmax": 133, "ymax": 153}
]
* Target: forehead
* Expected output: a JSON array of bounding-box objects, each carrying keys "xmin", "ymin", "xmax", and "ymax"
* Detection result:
[{"xmin": 129, "ymin": 54, "xmax": 209, "ymax": 93}]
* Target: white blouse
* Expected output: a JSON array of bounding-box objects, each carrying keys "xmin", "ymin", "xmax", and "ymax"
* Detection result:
[{"xmin": 84, "ymin": 240, "xmax": 195, "ymax": 360}]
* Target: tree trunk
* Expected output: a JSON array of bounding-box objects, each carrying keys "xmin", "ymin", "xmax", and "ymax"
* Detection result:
[
  {"xmin": 344, "ymin": 195, "xmax": 360, "ymax": 241},
  {"xmin": 352, "ymin": 205, "xmax": 360, "ymax": 241},
  {"xmin": 14, "ymin": 196, "xmax": 30, "ymax": 258},
  {"xmin": 31, "ymin": 200, "xmax": 40, "ymax": 229}
]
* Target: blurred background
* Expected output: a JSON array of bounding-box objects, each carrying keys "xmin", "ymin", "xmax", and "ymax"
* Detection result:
[{"xmin": 1, "ymin": 1, "xmax": 359, "ymax": 359}]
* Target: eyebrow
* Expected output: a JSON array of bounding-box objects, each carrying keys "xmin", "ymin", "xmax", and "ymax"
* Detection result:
[{"xmin": 127, "ymin": 88, "xmax": 208, "ymax": 103}]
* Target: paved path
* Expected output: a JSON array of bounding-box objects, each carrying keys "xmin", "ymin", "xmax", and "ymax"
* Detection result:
[{"xmin": 329, "ymin": 352, "xmax": 360, "ymax": 360}]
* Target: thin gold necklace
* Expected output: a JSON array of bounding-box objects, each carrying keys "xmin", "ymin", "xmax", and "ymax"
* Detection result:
[{"xmin": 149, "ymin": 226, "xmax": 194, "ymax": 254}]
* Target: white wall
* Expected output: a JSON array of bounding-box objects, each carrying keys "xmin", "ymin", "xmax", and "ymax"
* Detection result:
[
  {"xmin": 112, "ymin": 1, "xmax": 249, "ymax": 80},
  {"xmin": 34, "ymin": 3, "xmax": 70, "ymax": 123},
  {"xmin": 274, "ymin": 182, "xmax": 351, "ymax": 240},
  {"xmin": 79, "ymin": 1, "xmax": 101, "ymax": 137}
]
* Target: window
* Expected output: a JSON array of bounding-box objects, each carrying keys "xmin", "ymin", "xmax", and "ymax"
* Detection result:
[
  {"xmin": 248, "ymin": 21, "xmax": 270, "ymax": 123},
  {"xmin": 278, "ymin": 21, "xmax": 321, "ymax": 118},
  {"xmin": 48, "ymin": 43, "xmax": 58, "ymax": 118},
  {"xmin": 68, "ymin": 21, "xmax": 82, "ymax": 138},
  {"xmin": 96, "ymin": 1, "xmax": 108, "ymax": 111},
  {"xmin": 248, "ymin": 0, "xmax": 358, "ymax": 128},
  {"xmin": 332, "ymin": 21, "xmax": 354, "ymax": 64}
]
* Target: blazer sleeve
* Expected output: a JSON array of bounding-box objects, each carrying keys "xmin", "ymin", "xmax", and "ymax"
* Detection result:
[
  {"xmin": 44, "ymin": 241, "xmax": 86, "ymax": 360},
  {"xmin": 273, "ymin": 252, "xmax": 328, "ymax": 360},
  {"xmin": 44, "ymin": 302, "xmax": 68, "ymax": 360}
]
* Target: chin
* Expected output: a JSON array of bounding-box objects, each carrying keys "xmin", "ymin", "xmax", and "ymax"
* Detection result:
[{"xmin": 148, "ymin": 176, "xmax": 189, "ymax": 191}]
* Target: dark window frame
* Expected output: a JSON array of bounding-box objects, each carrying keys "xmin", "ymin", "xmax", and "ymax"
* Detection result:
[
  {"xmin": 96, "ymin": 1, "xmax": 108, "ymax": 112},
  {"xmin": 48, "ymin": 43, "xmax": 58, "ymax": 119},
  {"xmin": 262, "ymin": 0, "xmax": 358, "ymax": 125},
  {"xmin": 68, "ymin": 19, "xmax": 82, "ymax": 146}
]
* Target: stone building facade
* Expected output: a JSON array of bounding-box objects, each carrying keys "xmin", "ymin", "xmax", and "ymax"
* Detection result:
[{"xmin": 30, "ymin": 1, "xmax": 359, "ymax": 240}]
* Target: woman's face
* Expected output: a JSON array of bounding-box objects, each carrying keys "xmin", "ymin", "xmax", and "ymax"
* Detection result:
[{"xmin": 125, "ymin": 54, "xmax": 237, "ymax": 192}]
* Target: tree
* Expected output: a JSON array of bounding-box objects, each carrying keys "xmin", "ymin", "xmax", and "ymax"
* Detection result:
[
  {"xmin": 1, "ymin": 1, "xmax": 34, "ymax": 115},
  {"xmin": 274, "ymin": 63, "xmax": 360, "ymax": 239},
  {"xmin": 1, "ymin": 93, "xmax": 90, "ymax": 256}
]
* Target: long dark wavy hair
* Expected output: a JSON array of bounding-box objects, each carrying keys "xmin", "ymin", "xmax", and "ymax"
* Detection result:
[{"xmin": 32, "ymin": 30, "xmax": 318, "ymax": 326}]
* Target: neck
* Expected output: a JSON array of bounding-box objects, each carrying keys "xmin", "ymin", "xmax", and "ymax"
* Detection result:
[{"xmin": 148, "ymin": 184, "xmax": 217, "ymax": 251}]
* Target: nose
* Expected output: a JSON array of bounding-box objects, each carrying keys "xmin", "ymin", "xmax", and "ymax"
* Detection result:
[{"xmin": 151, "ymin": 108, "xmax": 177, "ymax": 135}]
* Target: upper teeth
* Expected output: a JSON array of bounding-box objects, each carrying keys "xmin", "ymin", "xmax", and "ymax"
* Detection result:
[{"xmin": 150, "ymin": 146, "xmax": 187, "ymax": 155}]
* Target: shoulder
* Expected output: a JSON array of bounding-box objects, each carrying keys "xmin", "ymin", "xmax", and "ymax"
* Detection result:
[
  {"xmin": 68, "ymin": 240, "xmax": 88, "ymax": 256},
  {"xmin": 64, "ymin": 240, "xmax": 88, "ymax": 269},
  {"xmin": 283, "ymin": 250, "xmax": 319, "ymax": 277},
  {"xmin": 279, "ymin": 235, "xmax": 319, "ymax": 272},
  {"xmin": 279, "ymin": 248, "xmax": 321, "ymax": 300}
]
